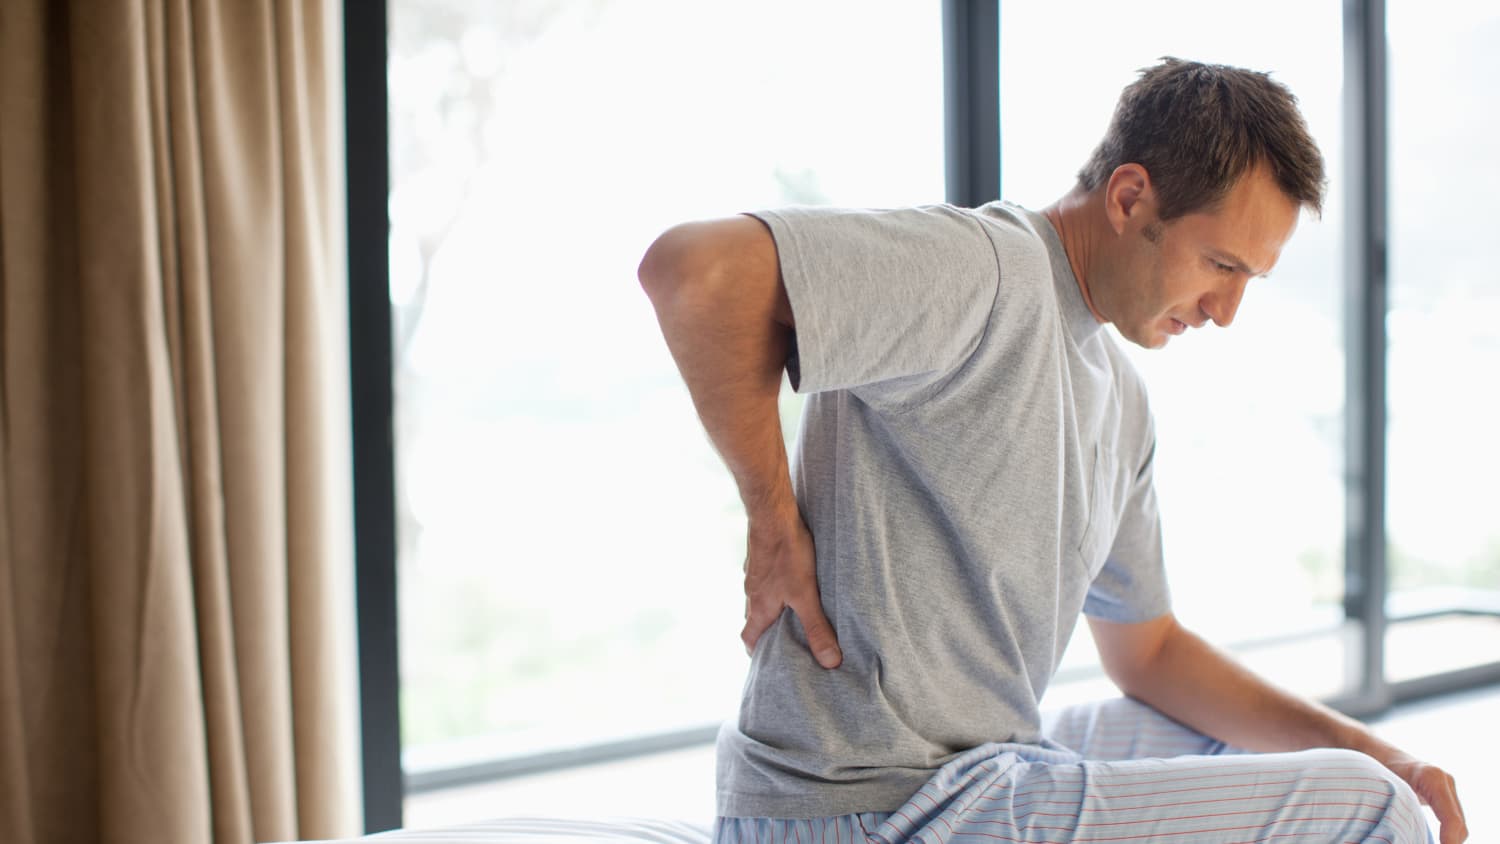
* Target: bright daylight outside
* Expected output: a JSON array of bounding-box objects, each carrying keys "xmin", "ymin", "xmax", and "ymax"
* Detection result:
[
  {"xmin": 1384, "ymin": 0, "xmax": 1500, "ymax": 680},
  {"xmin": 388, "ymin": 0, "xmax": 943, "ymax": 774},
  {"xmin": 1001, "ymin": 0, "xmax": 1353, "ymax": 702},
  {"xmin": 388, "ymin": 0, "xmax": 1498, "ymax": 784}
]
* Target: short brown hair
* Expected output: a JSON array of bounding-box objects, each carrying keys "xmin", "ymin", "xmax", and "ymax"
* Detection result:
[{"xmin": 1077, "ymin": 57, "xmax": 1326, "ymax": 220}]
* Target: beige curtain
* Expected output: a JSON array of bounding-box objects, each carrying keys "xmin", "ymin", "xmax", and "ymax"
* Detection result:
[{"xmin": 0, "ymin": 1, "xmax": 358, "ymax": 842}]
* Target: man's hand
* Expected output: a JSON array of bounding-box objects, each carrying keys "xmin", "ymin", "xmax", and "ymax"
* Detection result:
[
  {"xmin": 1381, "ymin": 750, "xmax": 1467, "ymax": 843},
  {"xmin": 741, "ymin": 512, "xmax": 842, "ymax": 669}
]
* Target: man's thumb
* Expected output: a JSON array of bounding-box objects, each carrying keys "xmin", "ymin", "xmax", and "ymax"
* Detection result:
[{"xmin": 795, "ymin": 599, "xmax": 842, "ymax": 669}]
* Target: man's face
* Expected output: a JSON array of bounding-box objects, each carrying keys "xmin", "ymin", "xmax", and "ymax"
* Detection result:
[{"xmin": 1099, "ymin": 166, "xmax": 1302, "ymax": 350}]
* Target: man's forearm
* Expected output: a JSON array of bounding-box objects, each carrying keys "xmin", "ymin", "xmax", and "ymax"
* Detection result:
[
  {"xmin": 638, "ymin": 217, "xmax": 798, "ymax": 521},
  {"xmin": 1123, "ymin": 619, "xmax": 1391, "ymax": 759}
]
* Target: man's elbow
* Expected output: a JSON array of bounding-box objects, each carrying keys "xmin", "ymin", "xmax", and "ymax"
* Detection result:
[
  {"xmin": 1092, "ymin": 613, "xmax": 1180, "ymax": 699},
  {"xmin": 1103, "ymin": 660, "xmax": 1154, "ymax": 701},
  {"xmin": 637, "ymin": 226, "xmax": 677, "ymax": 302},
  {"xmin": 639, "ymin": 216, "xmax": 784, "ymax": 328},
  {"xmin": 639, "ymin": 223, "xmax": 709, "ymax": 308}
]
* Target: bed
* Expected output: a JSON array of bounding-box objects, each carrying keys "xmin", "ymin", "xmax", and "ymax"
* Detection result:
[{"xmin": 290, "ymin": 817, "xmax": 713, "ymax": 844}]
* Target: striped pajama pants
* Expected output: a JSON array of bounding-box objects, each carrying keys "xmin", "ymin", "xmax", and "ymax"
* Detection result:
[{"xmin": 715, "ymin": 697, "xmax": 1432, "ymax": 844}]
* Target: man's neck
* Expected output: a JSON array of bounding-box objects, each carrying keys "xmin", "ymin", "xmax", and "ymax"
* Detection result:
[{"xmin": 1041, "ymin": 188, "xmax": 1107, "ymax": 325}]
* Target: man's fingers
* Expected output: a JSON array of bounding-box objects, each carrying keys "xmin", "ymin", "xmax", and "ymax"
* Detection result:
[
  {"xmin": 1402, "ymin": 764, "xmax": 1466, "ymax": 844},
  {"xmin": 738, "ymin": 619, "xmax": 762, "ymax": 656},
  {"xmin": 740, "ymin": 599, "xmax": 779, "ymax": 656},
  {"xmin": 1428, "ymin": 775, "xmax": 1466, "ymax": 843},
  {"xmin": 1439, "ymin": 811, "xmax": 1468, "ymax": 844},
  {"xmin": 789, "ymin": 591, "xmax": 842, "ymax": 669}
]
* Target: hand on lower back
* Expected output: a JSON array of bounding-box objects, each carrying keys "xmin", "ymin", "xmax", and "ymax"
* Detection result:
[{"xmin": 740, "ymin": 512, "xmax": 842, "ymax": 669}]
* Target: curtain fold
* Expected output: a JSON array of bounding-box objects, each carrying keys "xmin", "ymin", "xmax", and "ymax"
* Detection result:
[{"xmin": 0, "ymin": 1, "xmax": 357, "ymax": 842}]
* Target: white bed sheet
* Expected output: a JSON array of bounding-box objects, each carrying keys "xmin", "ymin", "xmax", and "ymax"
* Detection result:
[{"xmin": 292, "ymin": 817, "xmax": 713, "ymax": 844}]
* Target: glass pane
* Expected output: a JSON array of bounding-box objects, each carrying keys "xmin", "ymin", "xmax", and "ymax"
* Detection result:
[
  {"xmin": 1385, "ymin": 0, "xmax": 1500, "ymax": 682},
  {"xmin": 388, "ymin": 0, "xmax": 943, "ymax": 777},
  {"xmin": 1002, "ymin": 1, "xmax": 1352, "ymax": 701}
]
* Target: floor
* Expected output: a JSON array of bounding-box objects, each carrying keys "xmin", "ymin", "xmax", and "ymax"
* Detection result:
[{"xmin": 404, "ymin": 682, "xmax": 1499, "ymax": 839}]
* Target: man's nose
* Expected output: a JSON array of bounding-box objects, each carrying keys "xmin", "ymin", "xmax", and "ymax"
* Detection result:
[{"xmin": 1202, "ymin": 276, "xmax": 1249, "ymax": 328}]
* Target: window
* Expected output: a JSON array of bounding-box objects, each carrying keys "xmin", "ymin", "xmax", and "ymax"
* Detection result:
[
  {"xmin": 1002, "ymin": 0, "xmax": 1352, "ymax": 701},
  {"xmin": 349, "ymin": 2, "xmax": 1500, "ymax": 827},
  {"xmin": 388, "ymin": 0, "xmax": 944, "ymax": 787},
  {"xmin": 1385, "ymin": 0, "xmax": 1500, "ymax": 682}
]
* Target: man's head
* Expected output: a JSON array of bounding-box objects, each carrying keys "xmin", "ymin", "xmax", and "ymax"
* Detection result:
[
  {"xmin": 1067, "ymin": 58, "xmax": 1327, "ymax": 349},
  {"xmin": 1079, "ymin": 57, "xmax": 1326, "ymax": 221}
]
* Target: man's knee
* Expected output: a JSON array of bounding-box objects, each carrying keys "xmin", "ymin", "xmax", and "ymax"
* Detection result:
[
  {"xmin": 1310, "ymin": 747, "xmax": 1409, "ymax": 789},
  {"xmin": 1302, "ymin": 748, "xmax": 1427, "ymax": 841}
]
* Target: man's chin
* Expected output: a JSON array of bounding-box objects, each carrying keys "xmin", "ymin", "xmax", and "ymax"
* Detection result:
[{"xmin": 1122, "ymin": 324, "xmax": 1170, "ymax": 350}]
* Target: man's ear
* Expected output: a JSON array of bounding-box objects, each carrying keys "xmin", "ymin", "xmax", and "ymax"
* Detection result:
[{"xmin": 1104, "ymin": 163, "xmax": 1155, "ymax": 235}]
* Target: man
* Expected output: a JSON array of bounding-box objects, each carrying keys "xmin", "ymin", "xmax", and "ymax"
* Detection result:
[{"xmin": 639, "ymin": 58, "xmax": 1466, "ymax": 843}]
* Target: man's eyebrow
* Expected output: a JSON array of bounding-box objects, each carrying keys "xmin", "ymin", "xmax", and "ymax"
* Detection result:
[{"xmin": 1210, "ymin": 249, "xmax": 1271, "ymax": 277}]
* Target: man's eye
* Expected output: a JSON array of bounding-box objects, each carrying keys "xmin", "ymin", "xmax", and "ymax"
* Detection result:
[{"xmin": 1214, "ymin": 261, "xmax": 1236, "ymax": 273}]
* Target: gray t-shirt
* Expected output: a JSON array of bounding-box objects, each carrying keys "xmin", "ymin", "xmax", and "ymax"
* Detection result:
[{"xmin": 715, "ymin": 202, "xmax": 1171, "ymax": 818}]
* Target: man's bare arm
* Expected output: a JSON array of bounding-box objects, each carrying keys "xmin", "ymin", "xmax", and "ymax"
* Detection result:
[
  {"xmin": 638, "ymin": 216, "xmax": 842, "ymax": 668},
  {"xmin": 1090, "ymin": 613, "xmax": 1467, "ymax": 843}
]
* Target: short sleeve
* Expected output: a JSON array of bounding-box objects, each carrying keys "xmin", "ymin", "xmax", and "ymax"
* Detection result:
[
  {"xmin": 748, "ymin": 205, "xmax": 999, "ymax": 398},
  {"xmin": 1083, "ymin": 430, "xmax": 1173, "ymax": 623}
]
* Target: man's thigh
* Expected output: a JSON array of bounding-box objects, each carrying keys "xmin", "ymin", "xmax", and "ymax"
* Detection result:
[
  {"xmin": 1042, "ymin": 695, "xmax": 1240, "ymax": 760},
  {"xmin": 866, "ymin": 743, "xmax": 1430, "ymax": 843},
  {"xmin": 718, "ymin": 701, "xmax": 1432, "ymax": 844}
]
